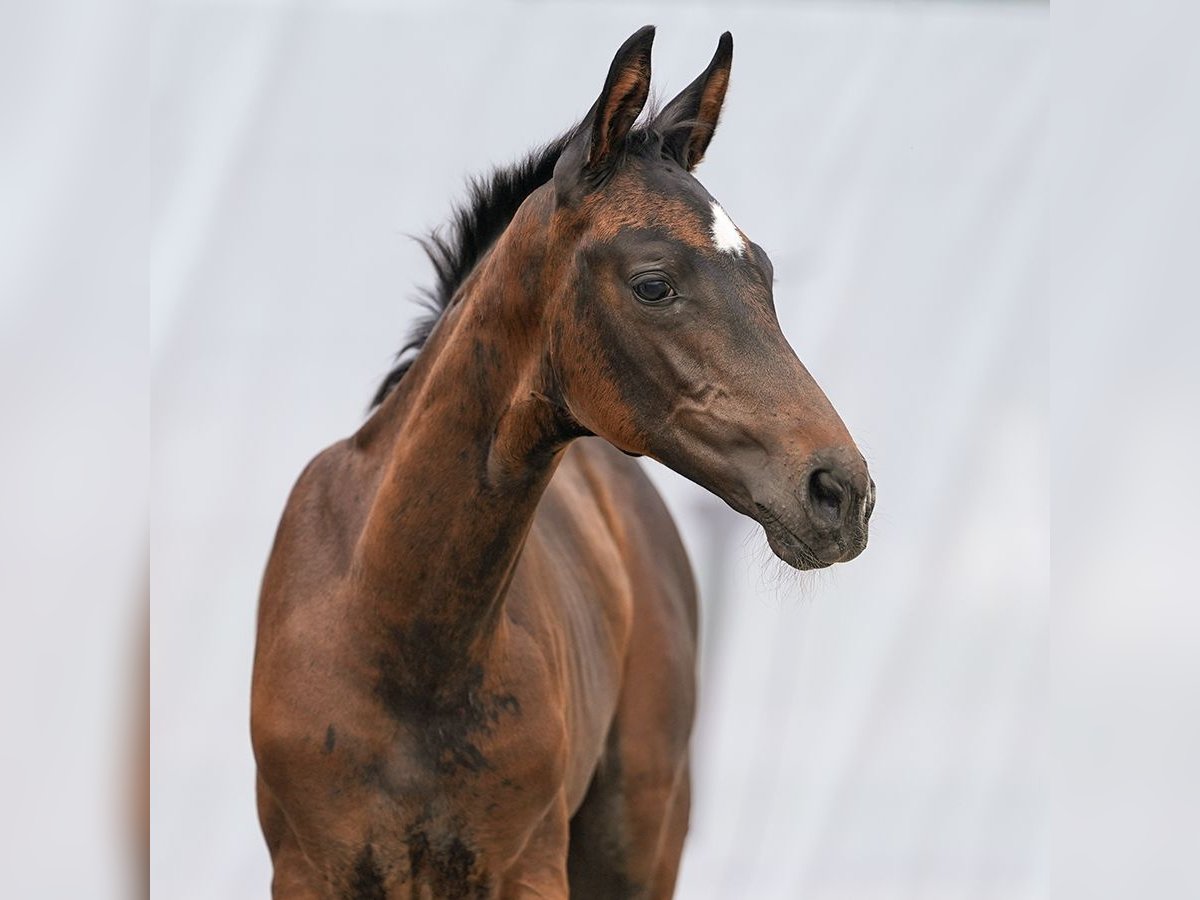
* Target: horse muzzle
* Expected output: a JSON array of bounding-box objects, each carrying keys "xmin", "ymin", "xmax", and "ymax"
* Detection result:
[{"xmin": 753, "ymin": 449, "xmax": 874, "ymax": 571}]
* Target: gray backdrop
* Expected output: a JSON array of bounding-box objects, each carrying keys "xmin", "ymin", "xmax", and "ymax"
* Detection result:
[{"xmin": 151, "ymin": 1, "xmax": 1047, "ymax": 897}]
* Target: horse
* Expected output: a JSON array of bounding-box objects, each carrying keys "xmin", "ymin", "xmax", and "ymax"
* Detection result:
[{"xmin": 251, "ymin": 25, "xmax": 873, "ymax": 899}]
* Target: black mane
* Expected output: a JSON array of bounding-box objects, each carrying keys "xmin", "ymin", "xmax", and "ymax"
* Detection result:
[
  {"xmin": 370, "ymin": 121, "xmax": 673, "ymax": 408},
  {"xmin": 368, "ymin": 133, "xmax": 573, "ymax": 408}
]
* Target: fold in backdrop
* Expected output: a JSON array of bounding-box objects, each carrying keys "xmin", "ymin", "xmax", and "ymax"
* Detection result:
[{"xmin": 151, "ymin": 2, "xmax": 1047, "ymax": 897}]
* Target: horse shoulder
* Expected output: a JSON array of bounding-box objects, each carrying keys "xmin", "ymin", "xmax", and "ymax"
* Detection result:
[
  {"xmin": 253, "ymin": 441, "xmax": 378, "ymax": 751},
  {"xmin": 568, "ymin": 439, "xmax": 698, "ymax": 636}
]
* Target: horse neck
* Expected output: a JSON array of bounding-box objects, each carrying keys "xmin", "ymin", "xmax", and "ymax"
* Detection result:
[{"xmin": 352, "ymin": 206, "xmax": 569, "ymax": 672}]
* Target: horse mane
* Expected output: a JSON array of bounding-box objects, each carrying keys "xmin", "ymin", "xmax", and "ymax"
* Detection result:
[
  {"xmin": 370, "ymin": 116, "xmax": 673, "ymax": 409},
  {"xmin": 368, "ymin": 132, "xmax": 571, "ymax": 408}
]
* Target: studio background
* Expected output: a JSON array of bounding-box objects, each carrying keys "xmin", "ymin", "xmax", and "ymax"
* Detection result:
[{"xmin": 151, "ymin": 1, "xmax": 1047, "ymax": 898}]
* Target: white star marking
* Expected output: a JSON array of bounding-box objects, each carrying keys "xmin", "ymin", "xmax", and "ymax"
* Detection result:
[{"xmin": 710, "ymin": 201, "xmax": 746, "ymax": 256}]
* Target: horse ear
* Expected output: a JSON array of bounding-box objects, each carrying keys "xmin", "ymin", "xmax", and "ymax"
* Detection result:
[
  {"xmin": 657, "ymin": 32, "xmax": 733, "ymax": 171},
  {"xmin": 587, "ymin": 25, "xmax": 655, "ymax": 170},
  {"xmin": 555, "ymin": 25, "xmax": 655, "ymax": 200}
]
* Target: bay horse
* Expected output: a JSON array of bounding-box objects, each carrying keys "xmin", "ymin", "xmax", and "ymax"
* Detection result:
[{"xmin": 252, "ymin": 26, "xmax": 873, "ymax": 899}]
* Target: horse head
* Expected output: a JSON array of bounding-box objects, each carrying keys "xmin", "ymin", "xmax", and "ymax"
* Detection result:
[{"xmin": 537, "ymin": 26, "xmax": 874, "ymax": 570}]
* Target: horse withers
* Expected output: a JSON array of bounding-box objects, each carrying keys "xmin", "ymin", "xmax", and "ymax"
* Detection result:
[{"xmin": 251, "ymin": 25, "xmax": 873, "ymax": 899}]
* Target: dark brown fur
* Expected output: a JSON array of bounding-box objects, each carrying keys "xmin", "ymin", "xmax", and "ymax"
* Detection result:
[{"xmin": 252, "ymin": 26, "xmax": 872, "ymax": 898}]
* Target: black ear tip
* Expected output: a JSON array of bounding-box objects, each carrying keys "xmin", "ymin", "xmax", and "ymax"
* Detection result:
[
  {"xmin": 611, "ymin": 24, "xmax": 655, "ymax": 64},
  {"xmin": 717, "ymin": 31, "xmax": 733, "ymax": 58},
  {"xmin": 629, "ymin": 24, "xmax": 656, "ymax": 46}
]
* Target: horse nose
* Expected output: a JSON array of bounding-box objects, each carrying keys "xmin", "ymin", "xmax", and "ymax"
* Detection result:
[
  {"xmin": 803, "ymin": 453, "xmax": 871, "ymax": 531},
  {"xmin": 807, "ymin": 468, "xmax": 849, "ymax": 525}
]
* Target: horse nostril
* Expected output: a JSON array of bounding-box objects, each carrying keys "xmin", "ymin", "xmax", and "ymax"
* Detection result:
[{"xmin": 808, "ymin": 468, "xmax": 845, "ymax": 523}]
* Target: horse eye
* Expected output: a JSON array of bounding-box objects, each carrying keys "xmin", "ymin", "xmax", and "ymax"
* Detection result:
[{"xmin": 633, "ymin": 279, "xmax": 674, "ymax": 304}]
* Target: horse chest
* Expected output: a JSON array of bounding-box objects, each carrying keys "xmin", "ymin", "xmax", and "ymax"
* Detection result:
[
  {"xmin": 351, "ymin": 671, "xmax": 568, "ymax": 886},
  {"xmin": 367, "ymin": 629, "xmax": 569, "ymax": 804}
]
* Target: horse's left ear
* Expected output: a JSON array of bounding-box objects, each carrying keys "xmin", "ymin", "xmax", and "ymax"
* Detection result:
[
  {"xmin": 555, "ymin": 26, "xmax": 655, "ymax": 202},
  {"xmin": 587, "ymin": 25, "xmax": 656, "ymax": 171},
  {"xmin": 657, "ymin": 32, "xmax": 734, "ymax": 171}
]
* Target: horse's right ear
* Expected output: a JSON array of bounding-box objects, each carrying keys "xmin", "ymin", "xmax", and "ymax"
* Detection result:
[{"xmin": 555, "ymin": 26, "xmax": 655, "ymax": 200}]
